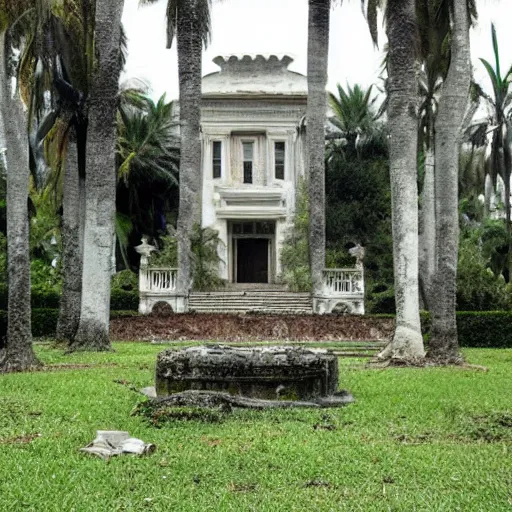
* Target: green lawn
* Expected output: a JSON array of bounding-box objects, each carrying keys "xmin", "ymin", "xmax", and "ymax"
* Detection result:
[{"xmin": 0, "ymin": 342, "xmax": 511, "ymax": 511}]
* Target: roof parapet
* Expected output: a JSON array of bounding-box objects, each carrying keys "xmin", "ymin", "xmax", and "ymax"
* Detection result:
[{"xmin": 212, "ymin": 54, "xmax": 294, "ymax": 74}]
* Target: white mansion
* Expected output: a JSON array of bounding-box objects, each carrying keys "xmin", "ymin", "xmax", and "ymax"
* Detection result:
[
  {"xmin": 200, "ymin": 54, "xmax": 307, "ymax": 284},
  {"xmin": 137, "ymin": 55, "xmax": 365, "ymax": 314}
]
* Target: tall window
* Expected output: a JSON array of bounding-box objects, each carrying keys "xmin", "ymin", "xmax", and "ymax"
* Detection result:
[
  {"xmin": 275, "ymin": 142, "xmax": 285, "ymax": 180},
  {"xmin": 212, "ymin": 141, "xmax": 222, "ymax": 179},
  {"xmin": 242, "ymin": 142, "xmax": 253, "ymax": 184}
]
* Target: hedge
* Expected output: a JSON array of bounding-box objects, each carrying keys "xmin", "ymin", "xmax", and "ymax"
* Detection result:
[
  {"xmin": 0, "ymin": 308, "xmax": 59, "ymax": 342},
  {"xmin": 0, "ymin": 309, "xmax": 140, "ymax": 344},
  {"xmin": 110, "ymin": 290, "xmax": 139, "ymax": 311},
  {"xmin": 0, "ymin": 285, "xmax": 139, "ymax": 312},
  {"xmin": 454, "ymin": 311, "xmax": 512, "ymax": 349}
]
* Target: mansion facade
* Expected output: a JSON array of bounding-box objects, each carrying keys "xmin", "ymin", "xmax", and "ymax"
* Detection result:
[
  {"xmin": 199, "ymin": 54, "xmax": 307, "ymax": 284},
  {"xmin": 137, "ymin": 55, "xmax": 365, "ymax": 315}
]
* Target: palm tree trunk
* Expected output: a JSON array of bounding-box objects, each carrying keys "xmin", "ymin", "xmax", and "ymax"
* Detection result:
[
  {"xmin": 378, "ymin": 0, "xmax": 424, "ymax": 363},
  {"xmin": 427, "ymin": 0, "xmax": 471, "ymax": 363},
  {"xmin": 71, "ymin": 0, "xmax": 124, "ymax": 351},
  {"xmin": 307, "ymin": 0, "xmax": 329, "ymax": 298},
  {"xmin": 0, "ymin": 31, "xmax": 40, "ymax": 370},
  {"xmin": 419, "ymin": 144, "xmax": 436, "ymax": 302},
  {"xmin": 503, "ymin": 136, "xmax": 512, "ymax": 281},
  {"xmin": 56, "ymin": 127, "xmax": 83, "ymax": 342},
  {"xmin": 176, "ymin": 0, "xmax": 203, "ymax": 302},
  {"xmin": 484, "ymin": 174, "xmax": 493, "ymax": 216}
]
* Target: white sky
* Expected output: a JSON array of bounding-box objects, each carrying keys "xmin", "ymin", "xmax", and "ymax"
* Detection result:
[{"xmin": 121, "ymin": 0, "xmax": 512, "ymax": 102}]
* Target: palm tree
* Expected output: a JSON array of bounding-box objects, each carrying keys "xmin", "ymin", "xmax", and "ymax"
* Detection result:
[
  {"xmin": 140, "ymin": 0, "xmax": 212, "ymax": 306},
  {"xmin": 327, "ymin": 83, "xmax": 380, "ymax": 155},
  {"xmin": 0, "ymin": 0, "xmax": 42, "ymax": 371},
  {"xmin": 474, "ymin": 24, "xmax": 512, "ymax": 278},
  {"xmin": 417, "ymin": 64, "xmax": 442, "ymax": 300},
  {"xmin": 51, "ymin": 0, "xmax": 93, "ymax": 343},
  {"xmin": 415, "ymin": 0, "xmax": 477, "ymax": 304},
  {"xmin": 55, "ymin": 120, "xmax": 85, "ymax": 342},
  {"xmin": 411, "ymin": 0, "xmax": 476, "ymax": 362},
  {"xmin": 427, "ymin": 0, "xmax": 471, "ymax": 363},
  {"xmin": 43, "ymin": 1, "xmax": 128, "ymax": 343},
  {"xmin": 116, "ymin": 92, "xmax": 179, "ymax": 250},
  {"xmin": 307, "ymin": 0, "xmax": 331, "ymax": 301},
  {"xmin": 363, "ymin": 0, "xmax": 425, "ymax": 362},
  {"xmin": 70, "ymin": 0, "xmax": 125, "ymax": 351}
]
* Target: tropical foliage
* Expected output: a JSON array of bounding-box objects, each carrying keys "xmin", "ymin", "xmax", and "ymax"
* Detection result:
[
  {"xmin": 280, "ymin": 179, "xmax": 312, "ymax": 292},
  {"xmin": 149, "ymin": 225, "xmax": 225, "ymax": 291},
  {"xmin": 472, "ymin": 24, "xmax": 512, "ymax": 280},
  {"xmin": 327, "ymin": 83, "xmax": 383, "ymax": 155},
  {"xmin": 116, "ymin": 93, "xmax": 179, "ymax": 247}
]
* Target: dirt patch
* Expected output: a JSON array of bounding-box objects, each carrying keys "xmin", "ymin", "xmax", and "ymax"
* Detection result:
[
  {"xmin": 110, "ymin": 313, "xmax": 394, "ymax": 342},
  {"xmin": 462, "ymin": 412, "xmax": 512, "ymax": 442},
  {"xmin": 32, "ymin": 363, "xmax": 119, "ymax": 373},
  {"xmin": 0, "ymin": 433, "xmax": 41, "ymax": 445}
]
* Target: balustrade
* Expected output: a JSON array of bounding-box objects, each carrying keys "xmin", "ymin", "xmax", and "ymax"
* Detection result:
[
  {"xmin": 141, "ymin": 267, "xmax": 178, "ymax": 293},
  {"xmin": 322, "ymin": 269, "xmax": 364, "ymax": 296}
]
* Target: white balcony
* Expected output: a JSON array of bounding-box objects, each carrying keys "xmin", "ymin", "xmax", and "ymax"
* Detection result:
[{"xmin": 214, "ymin": 187, "xmax": 287, "ymax": 219}]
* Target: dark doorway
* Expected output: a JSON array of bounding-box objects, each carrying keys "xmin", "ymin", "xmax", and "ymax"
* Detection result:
[{"xmin": 236, "ymin": 239, "xmax": 269, "ymax": 283}]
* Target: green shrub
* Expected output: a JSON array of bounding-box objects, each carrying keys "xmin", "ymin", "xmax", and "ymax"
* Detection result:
[
  {"xmin": 150, "ymin": 233, "xmax": 178, "ymax": 267},
  {"xmin": 111, "ymin": 270, "xmax": 138, "ymax": 292},
  {"xmin": 31, "ymin": 259, "xmax": 61, "ymax": 292},
  {"xmin": 280, "ymin": 179, "xmax": 311, "ymax": 292},
  {"xmin": 31, "ymin": 308, "xmax": 59, "ymax": 337},
  {"xmin": 367, "ymin": 286, "xmax": 395, "ymax": 314},
  {"xmin": 0, "ymin": 309, "xmax": 141, "ymax": 342},
  {"xmin": 1, "ymin": 287, "xmax": 138, "ymax": 314},
  {"xmin": 0, "ymin": 309, "xmax": 58, "ymax": 340},
  {"xmin": 110, "ymin": 289, "xmax": 139, "ymax": 311},
  {"xmin": 325, "ymin": 248, "xmax": 354, "ymax": 268},
  {"xmin": 31, "ymin": 287, "xmax": 60, "ymax": 308},
  {"xmin": 0, "ymin": 285, "xmax": 61, "ymax": 309},
  {"xmin": 419, "ymin": 311, "xmax": 512, "ymax": 348},
  {"xmin": 456, "ymin": 311, "xmax": 512, "ymax": 348},
  {"xmin": 149, "ymin": 226, "xmax": 226, "ymax": 291},
  {"xmin": 457, "ymin": 229, "xmax": 511, "ymax": 311},
  {"xmin": 0, "ymin": 233, "xmax": 6, "ymax": 284},
  {"xmin": 0, "ymin": 310, "xmax": 5, "ymax": 345},
  {"xmin": 191, "ymin": 225, "xmax": 226, "ymax": 291},
  {"xmin": 0, "ymin": 283, "xmax": 6, "ymax": 310},
  {"xmin": 110, "ymin": 310, "xmax": 140, "ymax": 318}
]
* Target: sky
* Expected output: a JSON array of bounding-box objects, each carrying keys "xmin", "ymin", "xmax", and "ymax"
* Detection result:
[{"xmin": 121, "ymin": 0, "xmax": 512, "ymax": 103}]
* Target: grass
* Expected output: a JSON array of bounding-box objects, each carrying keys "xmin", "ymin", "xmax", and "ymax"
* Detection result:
[{"xmin": 0, "ymin": 342, "xmax": 511, "ymax": 511}]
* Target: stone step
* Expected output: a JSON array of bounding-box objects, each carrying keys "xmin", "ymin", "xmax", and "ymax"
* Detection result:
[
  {"xmin": 188, "ymin": 291, "xmax": 314, "ymax": 314},
  {"xmin": 189, "ymin": 303, "xmax": 313, "ymax": 308},
  {"xmin": 189, "ymin": 304, "xmax": 313, "ymax": 309},
  {"xmin": 189, "ymin": 302, "xmax": 313, "ymax": 308},
  {"xmin": 189, "ymin": 303, "xmax": 313, "ymax": 311},
  {"xmin": 189, "ymin": 299, "xmax": 313, "ymax": 305},
  {"xmin": 190, "ymin": 293, "xmax": 311, "ymax": 298}
]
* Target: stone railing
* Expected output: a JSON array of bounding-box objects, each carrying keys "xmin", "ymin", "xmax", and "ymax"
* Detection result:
[
  {"xmin": 141, "ymin": 267, "xmax": 178, "ymax": 293},
  {"xmin": 135, "ymin": 237, "xmax": 185, "ymax": 314},
  {"xmin": 313, "ymin": 267, "xmax": 365, "ymax": 315},
  {"xmin": 322, "ymin": 268, "xmax": 364, "ymax": 296}
]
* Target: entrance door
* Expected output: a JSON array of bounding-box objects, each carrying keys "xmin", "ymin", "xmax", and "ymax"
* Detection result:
[{"xmin": 236, "ymin": 239, "xmax": 269, "ymax": 283}]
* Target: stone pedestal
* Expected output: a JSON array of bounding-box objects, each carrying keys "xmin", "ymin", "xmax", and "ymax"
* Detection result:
[{"xmin": 155, "ymin": 345, "xmax": 339, "ymax": 401}]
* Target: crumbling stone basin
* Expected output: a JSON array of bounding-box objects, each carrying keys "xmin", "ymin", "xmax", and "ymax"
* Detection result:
[{"xmin": 155, "ymin": 345, "xmax": 340, "ymax": 401}]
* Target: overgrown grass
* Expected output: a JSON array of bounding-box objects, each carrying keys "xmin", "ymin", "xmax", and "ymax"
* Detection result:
[{"xmin": 0, "ymin": 342, "xmax": 511, "ymax": 511}]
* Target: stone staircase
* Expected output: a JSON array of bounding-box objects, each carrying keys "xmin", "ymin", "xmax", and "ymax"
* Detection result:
[{"xmin": 188, "ymin": 290, "xmax": 313, "ymax": 314}]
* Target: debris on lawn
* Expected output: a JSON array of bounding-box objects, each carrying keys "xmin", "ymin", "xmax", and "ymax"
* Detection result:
[
  {"xmin": 140, "ymin": 386, "xmax": 157, "ymax": 398},
  {"xmin": 80, "ymin": 430, "xmax": 156, "ymax": 460}
]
